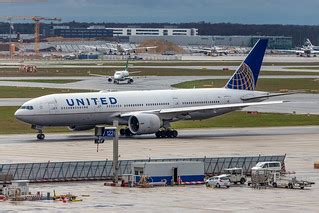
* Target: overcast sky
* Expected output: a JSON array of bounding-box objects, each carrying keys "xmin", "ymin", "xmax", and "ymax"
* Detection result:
[{"xmin": 0, "ymin": 0, "xmax": 318, "ymax": 25}]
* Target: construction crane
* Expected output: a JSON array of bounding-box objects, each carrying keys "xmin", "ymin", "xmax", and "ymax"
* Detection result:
[{"xmin": 0, "ymin": 16, "xmax": 61, "ymax": 56}]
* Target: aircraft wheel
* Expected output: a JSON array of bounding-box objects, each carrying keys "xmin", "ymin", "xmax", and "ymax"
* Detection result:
[
  {"xmin": 120, "ymin": 128, "xmax": 126, "ymax": 136},
  {"xmin": 172, "ymin": 130, "xmax": 178, "ymax": 138},
  {"xmin": 37, "ymin": 133, "xmax": 45, "ymax": 140},
  {"xmin": 125, "ymin": 128, "xmax": 132, "ymax": 137},
  {"xmin": 155, "ymin": 131, "xmax": 161, "ymax": 138},
  {"xmin": 166, "ymin": 131, "xmax": 172, "ymax": 138}
]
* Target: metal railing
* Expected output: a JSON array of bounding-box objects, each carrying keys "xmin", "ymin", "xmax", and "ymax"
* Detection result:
[{"xmin": 0, "ymin": 155, "xmax": 285, "ymax": 183}]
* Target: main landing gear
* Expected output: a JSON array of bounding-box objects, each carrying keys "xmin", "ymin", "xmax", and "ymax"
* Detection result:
[
  {"xmin": 32, "ymin": 125, "xmax": 45, "ymax": 140},
  {"xmin": 120, "ymin": 128, "xmax": 134, "ymax": 137},
  {"xmin": 155, "ymin": 129, "xmax": 178, "ymax": 138}
]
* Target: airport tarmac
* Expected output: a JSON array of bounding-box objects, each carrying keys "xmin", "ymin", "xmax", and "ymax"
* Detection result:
[
  {"xmin": 0, "ymin": 126, "xmax": 319, "ymax": 212},
  {"xmin": 1, "ymin": 75, "xmax": 319, "ymax": 91},
  {"xmin": 1, "ymin": 54, "xmax": 319, "ymax": 63}
]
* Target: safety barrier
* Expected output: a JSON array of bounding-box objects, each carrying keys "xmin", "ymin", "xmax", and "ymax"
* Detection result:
[{"xmin": 0, "ymin": 155, "xmax": 285, "ymax": 183}]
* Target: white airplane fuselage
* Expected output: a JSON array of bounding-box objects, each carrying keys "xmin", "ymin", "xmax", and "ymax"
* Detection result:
[
  {"xmin": 114, "ymin": 70, "xmax": 129, "ymax": 81},
  {"xmin": 15, "ymin": 88, "xmax": 266, "ymax": 127}
]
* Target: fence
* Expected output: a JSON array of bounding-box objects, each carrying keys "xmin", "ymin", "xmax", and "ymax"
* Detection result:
[{"xmin": 0, "ymin": 155, "xmax": 285, "ymax": 183}]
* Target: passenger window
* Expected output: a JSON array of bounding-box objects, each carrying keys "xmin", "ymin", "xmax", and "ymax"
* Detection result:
[{"xmin": 262, "ymin": 164, "xmax": 268, "ymax": 168}]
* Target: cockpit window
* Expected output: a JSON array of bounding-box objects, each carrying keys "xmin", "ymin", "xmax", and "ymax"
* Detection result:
[{"xmin": 20, "ymin": 106, "xmax": 34, "ymax": 110}]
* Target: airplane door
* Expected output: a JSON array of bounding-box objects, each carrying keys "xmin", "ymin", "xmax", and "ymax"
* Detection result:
[
  {"xmin": 224, "ymin": 95, "xmax": 231, "ymax": 104},
  {"xmin": 48, "ymin": 101, "xmax": 58, "ymax": 114},
  {"xmin": 172, "ymin": 97, "xmax": 179, "ymax": 107}
]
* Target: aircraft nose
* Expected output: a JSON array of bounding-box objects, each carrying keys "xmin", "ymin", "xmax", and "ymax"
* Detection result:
[{"xmin": 14, "ymin": 109, "xmax": 23, "ymax": 120}]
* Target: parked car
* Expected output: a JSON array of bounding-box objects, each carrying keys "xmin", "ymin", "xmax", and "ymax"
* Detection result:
[
  {"xmin": 205, "ymin": 175, "xmax": 230, "ymax": 188},
  {"xmin": 223, "ymin": 168, "xmax": 246, "ymax": 184},
  {"xmin": 251, "ymin": 161, "xmax": 281, "ymax": 172}
]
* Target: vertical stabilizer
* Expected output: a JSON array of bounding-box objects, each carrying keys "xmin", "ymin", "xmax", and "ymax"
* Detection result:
[{"xmin": 225, "ymin": 39, "xmax": 268, "ymax": 90}]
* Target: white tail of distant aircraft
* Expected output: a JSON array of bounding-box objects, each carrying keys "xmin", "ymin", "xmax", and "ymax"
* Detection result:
[{"xmin": 15, "ymin": 39, "xmax": 290, "ymax": 140}]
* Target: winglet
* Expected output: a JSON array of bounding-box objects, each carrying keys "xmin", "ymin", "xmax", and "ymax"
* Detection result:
[{"xmin": 225, "ymin": 39, "xmax": 268, "ymax": 90}]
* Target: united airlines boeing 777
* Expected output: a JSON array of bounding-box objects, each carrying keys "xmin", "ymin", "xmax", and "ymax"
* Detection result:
[{"xmin": 15, "ymin": 39, "xmax": 286, "ymax": 140}]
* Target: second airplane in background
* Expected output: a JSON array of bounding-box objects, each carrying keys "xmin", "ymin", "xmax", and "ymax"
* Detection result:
[{"xmin": 89, "ymin": 60, "xmax": 140, "ymax": 84}]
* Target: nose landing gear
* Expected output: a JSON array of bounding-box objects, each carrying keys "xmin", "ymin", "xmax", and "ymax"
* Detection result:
[
  {"xmin": 32, "ymin": 125, "xmax": 45, "ymax": 140},
  {"xmin": 37, "ymin": 133, "xmax": 45, "ymax": 140}
]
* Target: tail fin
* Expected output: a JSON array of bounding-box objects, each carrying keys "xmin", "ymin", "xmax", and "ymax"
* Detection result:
[
  {"xmin": 305, "ymin": 39, "xmax": 313, "ymax": 47},
  {"xmin": 225, "ymin": 39, "xmax": 268, "ymax": 90}
]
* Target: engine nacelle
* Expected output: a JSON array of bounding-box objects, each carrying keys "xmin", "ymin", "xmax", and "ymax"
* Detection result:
[
  {"xmin": 68, "ymin": 125, "xmax": 95, "ymax": 131},
  {"xmin": 128, "ymin": 114, "xmax": 161, "ymax": 135}
]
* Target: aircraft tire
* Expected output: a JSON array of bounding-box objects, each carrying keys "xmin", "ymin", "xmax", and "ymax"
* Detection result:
[
  {"xmin": 37, "ymin": 133, "xmax": 45, "ymax": 140},
  {"xmin": 120, "ymin": 128, "xmax": 126, "ymax": 136},
  {"xmin": 172, "ymin": 130, "xmax": 178, "ymax": 138},
  {"xmin": 125, "ymin": 128, "xmax": 133, "ymax": 137},
  {"xmin": 155, "ymin": 131, "xmax": 161, "ymax": 138}
]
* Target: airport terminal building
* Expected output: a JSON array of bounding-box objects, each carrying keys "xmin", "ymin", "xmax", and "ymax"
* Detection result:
[
  {"xmin": 107, "ymin": 27, "xmax": 198, "ymax": 37},
  {"xmin": 130, "ymin": 35, "xmax": 292, "ymax": 49},
  {"xmin": 47, "ymin": 25, "xmax": 292, "ymax": 49}
]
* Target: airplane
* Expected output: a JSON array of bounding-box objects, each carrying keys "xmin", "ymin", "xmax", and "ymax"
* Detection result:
[
  {"xmin": 15, "ymin": 39, "xmax": 289, "ymax": 140},
  {"xmin": 304, "ymin": 39, "xmax": 319, "ymax": 50},
  {"xmin": 84, "ymin": 43, "xmax": 157, "ymax": 55},
  {"xmin": 189, "ymin": 45, "xmax": 230, "ymax": 56},
  {"xmin": 277, "ymin": 39, "xmax": 319, "ymax": 57},
  {"xmin": 89, "ymin": 60, "xmax": 140, "ymax": 84},
  {"xmin": 110, "ymin": 43, "xmax": 157, "ymax": 55}
]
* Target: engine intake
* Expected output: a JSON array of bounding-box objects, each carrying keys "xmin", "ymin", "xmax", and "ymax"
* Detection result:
[{"xmin": 128, "ymin": 114, "xmax": 161, "ymax": 134}]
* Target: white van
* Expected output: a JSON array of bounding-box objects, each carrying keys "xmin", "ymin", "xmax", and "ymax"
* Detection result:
[{"xmin": 251, "ymin": 161, "xmax": 281, "ymax": 172}]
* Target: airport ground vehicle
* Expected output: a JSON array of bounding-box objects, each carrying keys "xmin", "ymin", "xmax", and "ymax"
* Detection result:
[
  {"xmin": 251, "ymin": 161, "xmax": 281, "ymax": 172},
  {"xmin": 272, "ymin": 173, "xmax": 315, "ymax": 189},
  {"xmin": 248, "ymin": 166, "xmax": 315, "ymax": 189},
  {"xmin": 205, "ymin": 175, "xmax": 230, "ymax": 188},
  {"xmin": 223, "ymin": 168, "xmax": 246, "ymax": 184}
]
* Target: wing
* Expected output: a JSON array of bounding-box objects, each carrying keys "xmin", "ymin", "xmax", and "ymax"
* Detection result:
[
  {"xmin": 241, "ymin": 92, "xmax": 301, "ymax": 102},
  {"xmin": 189, "ymin": 48, "xmax": 212, "ymax": 53},
  {"xmin": 129, "ymin": 71, "xmax": 142, "ymax": 74},
  {"xmin": 89, "ymin": 73, "xmax": 107, "ymax": 77},
  {"xmin": 133, "ymin": 46, "xmax": 157, "ymax": 50},
  {"xmin": 275, "ymin": 49, "xmax": 303, "ymax": 54},
  {"xmin": 119, "ymin": 101, "xmax": 285, "ymax": 118}
]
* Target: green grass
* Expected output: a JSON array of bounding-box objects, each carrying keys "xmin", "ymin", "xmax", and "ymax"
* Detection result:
[
  {"xmin": 172, "ymin": 78, "xmax": 319, "ymax": 93},
  {"xmin": 1, "ymin": 107, "xmax": 318, "ymax": 134},
  {"xmin": 85, "ymin": 61, "xmax": 319, "ymax": 67},
  {"xmin": 0, "ymin": 106, "xmax": 68, "ymax": 134},
  {"xmin": 172, "ymin": 111, "xmax": 319, "ymax": 129},
  {"xmin": 0, "ymin": 86, "xmax": 92, "ymax": 98},
  {"xmin": 286, "ymin": 67, "xmax": 319, "ymax": 70},
  {"xmin": 0, "ymin": 67, "xmax": 318, "ymax": 77},
  {"xmin": 0, "ymin": 79, "xmax": 80, "ymax": 84}
]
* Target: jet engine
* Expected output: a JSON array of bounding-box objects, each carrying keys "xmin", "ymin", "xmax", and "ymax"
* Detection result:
[
  {"xmin": 128, "ymin": 114, "xmax": 161, "ymax": 134},
  {"xmin": 68, "ymin": 125, "xmax": 95, "ymax": 131}
]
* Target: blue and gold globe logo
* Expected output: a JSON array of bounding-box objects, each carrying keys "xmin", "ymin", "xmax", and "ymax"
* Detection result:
[{"xmin": 226, "ymin": 63, "xmax": 255, "ymax": 90}]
